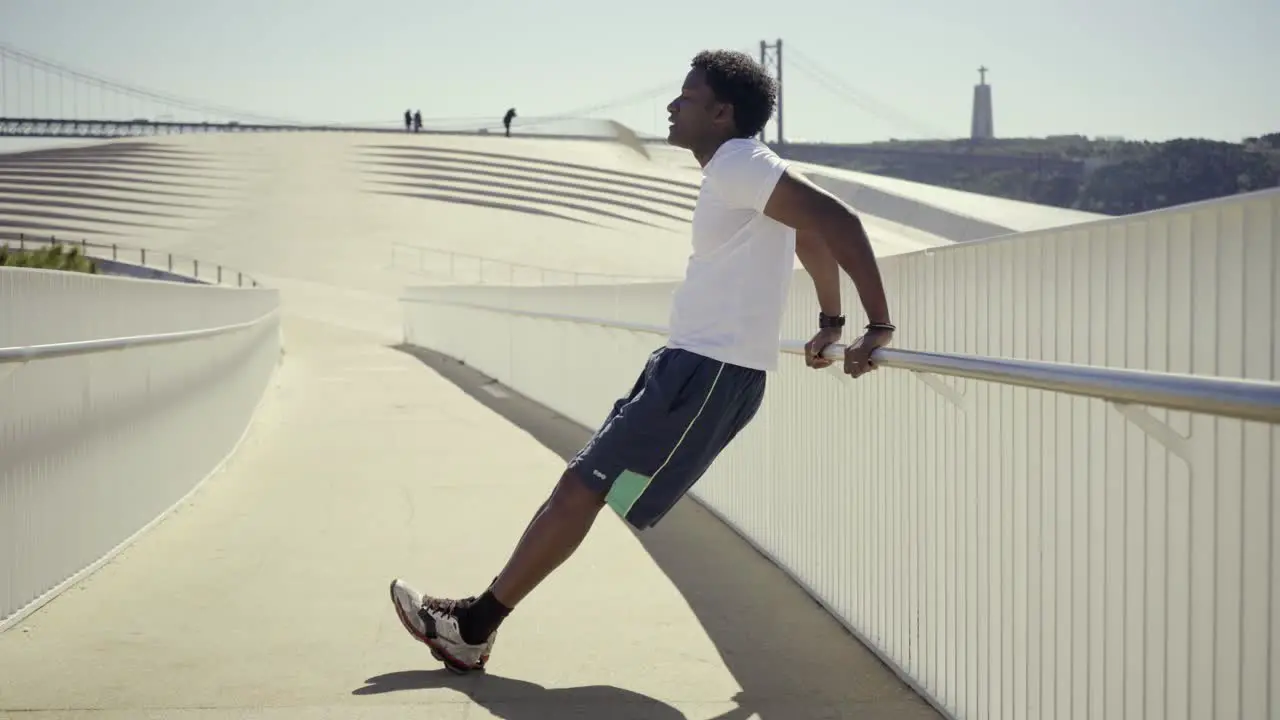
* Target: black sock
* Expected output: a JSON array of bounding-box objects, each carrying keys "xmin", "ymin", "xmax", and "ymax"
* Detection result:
[{"xmin": 459, "ymin": 589, "xmax": 511, "ymax": 645}]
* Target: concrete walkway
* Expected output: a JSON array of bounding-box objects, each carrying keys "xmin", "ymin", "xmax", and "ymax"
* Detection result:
[
  {"xmin": 2, "ymin": 131, "xmax": 947, "ymax": 718},
  {"xmin": 0, "ymin": 313, "xmax": 941, "ymax": 719}
]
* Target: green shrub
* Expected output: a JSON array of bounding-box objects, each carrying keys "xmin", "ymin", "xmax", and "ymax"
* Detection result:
[{"xmin": 0, "ymin": 243, "xmax": 98, "ymax": 274}]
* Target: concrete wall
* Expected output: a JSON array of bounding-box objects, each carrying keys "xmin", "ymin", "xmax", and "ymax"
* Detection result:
[{"xmin": 0, "ymin": 269, "xmax": 281, "ymax": 630}]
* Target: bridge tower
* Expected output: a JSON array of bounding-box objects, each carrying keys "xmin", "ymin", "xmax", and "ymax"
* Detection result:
[
  {"xmin": 970, "ymin": 65, "xmax": 994, "ymax": 141},
  {"xmin": 759, "ymin": 39, "xmax": 783, "ymax": 145}
]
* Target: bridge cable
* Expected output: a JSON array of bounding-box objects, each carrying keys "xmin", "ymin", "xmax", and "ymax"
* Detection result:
[
  {"xmin": 784, "ymin": 46, "xmax": 949, "ymax": 139},
  {"xmin": 516, "ymin": 45, "xmax": 760, "ymax": 132},
  {"xmin": 0, "ymin": 42, "xmax": 300, "ymax": 125}
]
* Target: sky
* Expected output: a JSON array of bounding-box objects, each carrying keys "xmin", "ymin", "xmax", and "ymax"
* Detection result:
[{"xmin": 0, "ymin": 0, "xmax": 1276, "ymax": 145}]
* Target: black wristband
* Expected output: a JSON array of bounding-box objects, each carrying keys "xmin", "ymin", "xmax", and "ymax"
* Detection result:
[
  {"xmin": 866, "ymin": 322, "xmax": 896, "ymax": 332},
  {"xmin": 818, "ymin": 312, "xmax": 845, "ymax": 329}
]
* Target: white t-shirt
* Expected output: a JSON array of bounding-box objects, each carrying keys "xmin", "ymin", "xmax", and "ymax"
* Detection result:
[{"xmin": 666, "ymin": 138, "xmax": 796, "ymax": 372}]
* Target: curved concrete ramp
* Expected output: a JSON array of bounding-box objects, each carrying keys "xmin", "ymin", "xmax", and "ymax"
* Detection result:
[
  {"xmin": 0, "ymin": 140, "xmax": 250, "ymax": 241},
  {"xmin": 0, "ymin": 131, "xmax": 961, "ymax": 718},
  {"xmin": 0, "ymin": 314, "xmax": 938, "ymax": 718},
  {"xmin": 358, "ymin": 143, "xmax": 699, "ymax": 230}
]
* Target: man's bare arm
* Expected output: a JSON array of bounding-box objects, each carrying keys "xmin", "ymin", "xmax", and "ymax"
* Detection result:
[
  {"xmin": 764, "ymin": 168, "xmax": 891, "ymax": 326},
  {"xmin": 795, "ymin": 228, "xmax": 841, "ymax": 318}
]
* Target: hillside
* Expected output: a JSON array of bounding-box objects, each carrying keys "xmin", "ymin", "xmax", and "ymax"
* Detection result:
[{"xmin": 792, "ymin": 132, "xmax": 1280, "ymax": 215}]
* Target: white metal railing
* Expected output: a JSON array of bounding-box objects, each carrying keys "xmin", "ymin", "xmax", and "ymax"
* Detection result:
[
  {"xmin": 0, "ymin": 267, "xmax": 282, "ymax": 632},
  {"xmin": 389, "ymin": 241, "xmax": 676, "ymax": 286},
  {"xmin": 400, "ymin": 187, "xmax": 1280, "ymax": 720},
  {"xmin": 2, "ymin": 232, "xmax": 261, "ymax": 288},
  {"xmin": 0, "ymin": 309, "xmax": 277, "ymax": 364},
  {"xmin": 403, "ymin": 300, "xmax": 1280, "ymax": 426}
]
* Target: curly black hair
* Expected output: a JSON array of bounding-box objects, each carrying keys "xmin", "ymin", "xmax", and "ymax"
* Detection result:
[{"xmin": 691, "ymin": 50, "xmax": 777, "ymax": 139}]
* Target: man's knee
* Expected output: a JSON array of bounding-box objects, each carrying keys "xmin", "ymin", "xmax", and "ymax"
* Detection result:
[{"xmin": 547, "ymin": 469, "xmax": 607, "ymax": 513}]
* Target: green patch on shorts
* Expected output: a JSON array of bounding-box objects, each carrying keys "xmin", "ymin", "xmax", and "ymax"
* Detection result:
[{"xmin": 605, "ymin": 470, "xmax": 652, "ymax": 519}]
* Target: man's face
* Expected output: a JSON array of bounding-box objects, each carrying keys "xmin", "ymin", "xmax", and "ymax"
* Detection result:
[{"xmin": 665, "ymin": 68, "xmax": 727, "ymax": 149}]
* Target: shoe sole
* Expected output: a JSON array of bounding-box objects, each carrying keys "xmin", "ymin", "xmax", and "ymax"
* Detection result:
[{"xmin": 388, "ymin": 580, "xmax": 486, "ymax": 675}]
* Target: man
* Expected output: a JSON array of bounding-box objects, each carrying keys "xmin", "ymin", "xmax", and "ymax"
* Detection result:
[{"xmin": 390, "ymin": 49, "xmax": 896, "ymax": 674}]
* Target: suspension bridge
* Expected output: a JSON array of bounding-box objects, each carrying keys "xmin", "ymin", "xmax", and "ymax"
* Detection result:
[{"xmin": 0, "ymin": 40, "xmax": 949, "ymax": 141}]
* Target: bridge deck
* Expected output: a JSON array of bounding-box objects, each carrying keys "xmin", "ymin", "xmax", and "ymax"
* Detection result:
[
  {"xmin": 0, "ymin": 313, "xmax": 938, "ymax": 719},
  {"xmin": 0, "ymin": 132, "xmax": 965, "ymax": 718}
]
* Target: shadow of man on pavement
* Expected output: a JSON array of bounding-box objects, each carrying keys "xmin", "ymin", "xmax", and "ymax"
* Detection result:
[{"xmin": 354, "ymin": 668, "xmax": 761, "ymax": 719}]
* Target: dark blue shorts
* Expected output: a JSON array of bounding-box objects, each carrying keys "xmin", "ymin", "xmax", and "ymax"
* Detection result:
[{"xmin": 567, "ymin": 346, "xmax": 766, "ymax": 530}]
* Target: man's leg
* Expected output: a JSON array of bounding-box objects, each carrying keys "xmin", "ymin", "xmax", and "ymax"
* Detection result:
[
  {"xmin": 425, "ymin": 355, "xmax": 664, "ymax": 654},
  {"xmin": 488, "ymin": 470, "xmax": 605, "ymax": 607},
  {"xmin": 388, "ymin": 474, "xmax": 605, "ymax": 673},
  {"xmin": 479, "ymin": 347, "xmax": 767, "ymax": 617},
  {"xmin": 392, "ymin": 471, "xmax": 598, "ymax": 673},
  {"xmin": 388, "ymin": 350, "xmax": 655, "ymax": 672},
  {"xmin": 474, "ymin": 348, "xmax": 679, "ymax": 607},
  {"xmin": 390, "ymin": 348, "xmax": 765, "ymax": 672}
]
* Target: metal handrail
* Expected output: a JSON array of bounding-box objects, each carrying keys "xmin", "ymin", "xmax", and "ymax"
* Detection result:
[
  {"xmin": 401, "ymin": 297, "xmax": 1280, "ymax": 425},
  {"xmin": 858, "ymin": 347, "xmax": 1279, "ymax": 424},
  {"xmin": 1, "ymin": 233, "xmax": 262, "ymax": 288},
  {"xmin": 0, "ymin": 308, "xmax": 278, "ymax": 365}
]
